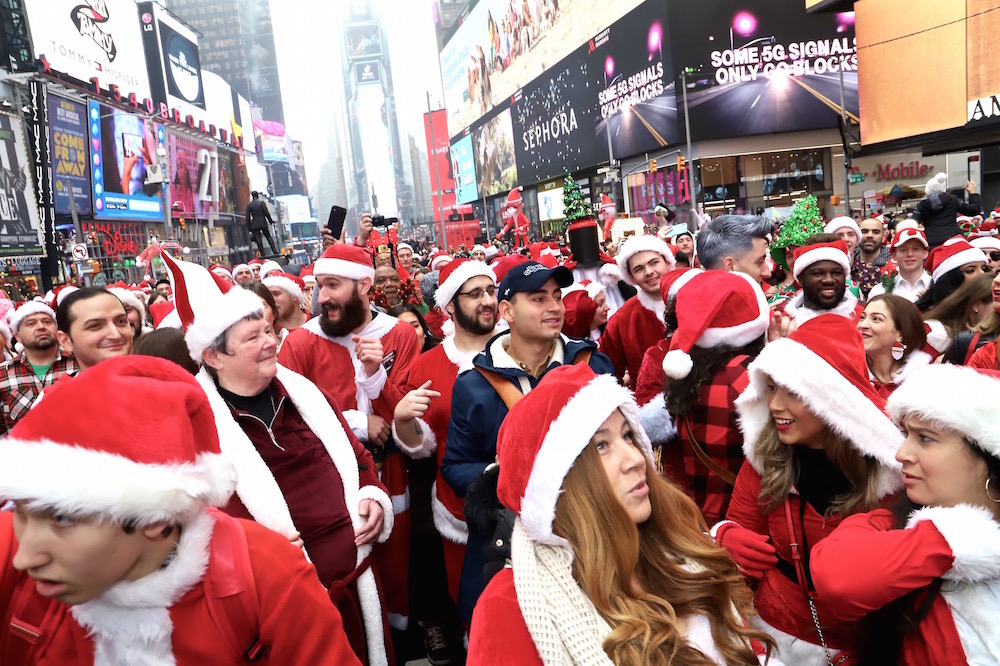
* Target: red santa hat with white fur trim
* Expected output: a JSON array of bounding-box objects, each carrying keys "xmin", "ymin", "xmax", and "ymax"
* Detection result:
[
  {"xmin": 108, "ymin": 287, "xmax": 146, "ymax": 326},
  {"xmin": 824, "ymin": 215, "xmax": 862, "ymax": 241},
  {"xmin": 160, "ymin": 251, "xmax": 264, "ymax": 362},
  {"xmin": 0, "ymin": 355, "xmax": 236, "ymax": 525},
  {"xmin": 9, "ymin": 300, "xmax": 56, "ymax": 334},
  {"xmin": 615, "ymin": 234, "xmax": 676, "ymax": 285},
  {"xmin": 258, "ymin": 259, "xmax": 282, "ymax": 281},
  {"xmin": 430, "ymin": 251, "xmax": 453, "ymax": 271},
  {"xmin": 210, "ymin": 264, "xmax": 233, "ymax": 280},
  {"xmin": 434, "ymin": 258, "xmax": 496, "ymax": 309},
  {"xmin": 927, "ymin": 237, "xmax": 987, "ymax": 282},
  {"xmin": 313, "ymin": 244, "xmax": 376, "ymax": 281},
  {"xmin": 735, "ymin": 314, "xmax": 903, "ymax": 498},
  {"xmin": 262, "ymin": 270, "xmax": 305, "ymax": 305},
  {"xmin": 495, "ymin": 363, "xmax": 654, "ymax": 547},
  {"xmin": 889, "ymin": 227, "xmax": 928, "ymax": 251},
  {"xmin": 662, "ymin": 271, "xmax": 770, "ymax": 379},
  {"xmin": 791, "ymin": 239, "xmax": 852, "ymax": 283}
]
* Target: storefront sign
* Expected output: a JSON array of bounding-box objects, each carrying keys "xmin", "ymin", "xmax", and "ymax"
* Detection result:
[
  {"xmin": 86, "ymin": 221, "xmax": 144, "ymax": 258},
  {"xmin": 48, "ymin": 95, "xmax": 92, "ymax": 215},
  {"xmin": 968, "ymin": 93, "xmax": 1000, "ymax": 124}
]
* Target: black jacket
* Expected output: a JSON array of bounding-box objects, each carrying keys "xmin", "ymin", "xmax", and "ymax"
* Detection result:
[
  {"xmin": 246, "ymin": 199, "xmax": 274, "ymax": 230},
  {"xmin": 912, "ymin": 192, "xmax": 981, "ymax": 248}
]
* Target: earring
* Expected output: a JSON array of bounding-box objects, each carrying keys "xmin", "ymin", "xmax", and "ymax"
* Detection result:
[
  {"xmin": 987, "ymin": 478, "xmax": 1000, "ymax": 504},
  {"xmin": 891, "ymin": 342, "xmax": 906, "ymax": 361}
]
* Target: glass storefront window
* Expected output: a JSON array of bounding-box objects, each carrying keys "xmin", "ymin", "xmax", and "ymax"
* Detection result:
[{"xmin": 740, "ymin": 150, "xmax": 830, "ymax": 214}]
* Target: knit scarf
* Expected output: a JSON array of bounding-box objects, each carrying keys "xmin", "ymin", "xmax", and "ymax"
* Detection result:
[{"xmin": 510, "ymin": 519, "xmax": 615, "ymax": 665}]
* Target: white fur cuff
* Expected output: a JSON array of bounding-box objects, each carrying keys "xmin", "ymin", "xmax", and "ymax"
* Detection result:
[
  {"xmin": 392, "ymin": 417, "xmax": 437, "ymax": 460},
  {"xmin": 638, "ymin": 394, "xmax": 676, "ymax": 443},
  {"xmin": 358, "ymin": 484, "xmax": 394, "ymax": 543},
  {"xmin": 907, "ymin": 504, "xmax": 1000, "ymax": 582}
]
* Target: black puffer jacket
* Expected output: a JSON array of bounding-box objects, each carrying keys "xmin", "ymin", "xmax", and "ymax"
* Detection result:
[{"xmin": 912, "ymin": 192, "xmax": 981, "ymax": 248}]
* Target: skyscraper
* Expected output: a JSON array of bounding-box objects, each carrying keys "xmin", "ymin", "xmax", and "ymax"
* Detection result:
[{"xmin": 165, "ymin": 0, "xmax": 285, "ymax": 123}]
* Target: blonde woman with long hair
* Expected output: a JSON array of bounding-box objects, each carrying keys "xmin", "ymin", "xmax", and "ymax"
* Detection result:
[{"xmin": 468, "ymin": 363, "xmax": 777, "ymax": 665}]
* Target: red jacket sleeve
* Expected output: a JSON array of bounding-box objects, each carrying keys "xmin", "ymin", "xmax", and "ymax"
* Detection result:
[
  {"xmin": 723, "ymin": 461, "xmax": 768, "ymax": 534},
  {"xmin": 967, "ymin": 341, "xmax": 997, "ymax": 370},
  {"xmin": 371, "ymin": 324, "xmax": 419, "ymax": 421},
  {"xmin": 468, "ymin": 568, "xmax": 543, "ymax": 666},
  {"xmin": 598, "ymin": 316, "xmax": 627, "ymax": 381},
  {"xmin": 276, "ymin": 329, "xmax": 308, "ymax": 376},
  {"xmin": 810, "ymin": 509, "xmax": 955, "ymax": 623}
]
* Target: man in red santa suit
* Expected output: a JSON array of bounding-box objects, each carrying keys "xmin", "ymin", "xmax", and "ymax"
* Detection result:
[
  {"xmin": 0, "ymin": 355, "xmax": 361, "ymax": 665},
  {"xmin": 161, "ymin": 252, "xmax": 395, "ymax": 665},
  {"xmin": 599, "ymin": 194, "xmax": 618, "ymax": 242},
  {"xmin": 278, "ymin": 243, "xmax": 420, "ymax": 637},
  {"xmin": 599, "ymin": 234, "xmax": 675, "ymax": 390},
  {"xmin": 499, "ymin": 188, "xmax": 530, "ymax": 248}
]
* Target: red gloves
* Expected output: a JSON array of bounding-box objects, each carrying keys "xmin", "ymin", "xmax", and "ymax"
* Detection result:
[{"xmin": 715, "ymin": 522, "xmax": 777, "ymax": 580}]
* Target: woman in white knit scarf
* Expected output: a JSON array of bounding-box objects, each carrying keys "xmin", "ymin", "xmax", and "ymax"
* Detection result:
[{"xmin": 467, "ymin": 363, "xmax": 778, "ymax": 665}]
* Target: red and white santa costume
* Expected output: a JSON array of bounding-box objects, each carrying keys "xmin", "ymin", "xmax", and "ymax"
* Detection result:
[
  {"xmin": 500, "ymin": 188, "xmax": 530, "ymax": 248},
  {"xmin": 277, "ymin": 244, "xmax": 419, "ymax": 632},
  {"xmin": 809, "ymin": 364, "xmax": 1000, "ymax": 665},
  {"xmin": 599, "ymin": 194, "xmax": 617, "ymax": 242},
  {"xmin": 780, "ymin": 240, "xmax": 863, "ymax": 324},
  {"xmin": 397, "ymin": 258, "xmax": 497, "ymax": 604},
  {"xmin": 599, "ymin": 235, "xmax": 675, "ymax": 390},
  {"xmin": 713, "ymin": 314, "xmax": 904, "ymax": 665}
]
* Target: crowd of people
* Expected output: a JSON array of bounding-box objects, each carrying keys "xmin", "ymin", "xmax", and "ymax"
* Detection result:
[{"xmin": 0, "ymin": 170, "xmax": 998, "ymax": 665}]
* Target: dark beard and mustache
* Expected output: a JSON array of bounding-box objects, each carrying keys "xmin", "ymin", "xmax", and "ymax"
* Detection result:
[
  {"xmin": 319, "ymin": 288, "xmax": 370, "ymax": 337},
  {"xmin": 452, "ymin": 300, "xmax": 498, "ymax": 336},
  {"xmin": 24, "ymin": 336, "xmax": 57, "ymax": 351}
]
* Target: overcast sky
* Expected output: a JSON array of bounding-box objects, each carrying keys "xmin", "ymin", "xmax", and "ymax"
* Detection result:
[{"xmin": 271, "ymin": 0, "xmax": 445, "ymax": 194}]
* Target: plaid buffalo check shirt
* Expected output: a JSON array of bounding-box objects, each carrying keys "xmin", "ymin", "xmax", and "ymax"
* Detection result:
[
  {"xmin": 0, "ymin": 352, "xmax": 77, "ymax": 433},
  {"xmin": 677, "ymin": 354, "xmax": 752, "ymax": 526}
]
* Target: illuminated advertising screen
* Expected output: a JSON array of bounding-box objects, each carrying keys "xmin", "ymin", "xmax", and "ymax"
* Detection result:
[
  {"xmin": 424, "ymin": 109, "xmax": 456, "ymax": 224},
  {"xmin": 355, "ymin": 61, "xmax": 380, "ymax": 86},
  {"xmin": 47, "ymin": 95, "xmax": 92, "ymax": 216},
  {"xmin": 537, "ymin": 179, "xmax": 565, "ymax": 222},
  {"xmin": 440, "ymin": 0, "xmax": 645, "ymax": 139},
  {"xmin": 167, "ymin": 133, "xmax": 219, "ymax": 219},
  {"xmin": 472, "ymin": 108, "xmax": 517, "ymax": 198},
  {"xmin": 0, "ymin": 113, "xmax": 43, "ymax": 256},
  {"xmin": 88, "ymin": 101, "xmax": 165, "ymax": 222},
  {"xmin": 450, "ymin": 133, "xmax": 477, "ymax": 205},
  {"xmin": 253, "ymin": 119, "xmax": 291, "ymax": 163},
  {"xmin": 345, "ymin": 22, "xmax": 383, "ymax": 60}
]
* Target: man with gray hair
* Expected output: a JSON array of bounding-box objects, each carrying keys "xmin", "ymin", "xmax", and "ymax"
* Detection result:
[{"xmin": 695, "ymin": 214, "xmax": 773, "ymax": 285}]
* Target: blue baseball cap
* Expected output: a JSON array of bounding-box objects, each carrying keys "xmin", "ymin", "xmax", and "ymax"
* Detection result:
[{"xmin": 498, "ymin": 261, "xmax": 574, "ymax": 301}]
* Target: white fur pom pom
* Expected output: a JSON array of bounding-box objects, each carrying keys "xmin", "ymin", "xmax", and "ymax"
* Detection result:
[{"xmin": 662, "ymin": 348, "xmax": 693, "ymax": 379}]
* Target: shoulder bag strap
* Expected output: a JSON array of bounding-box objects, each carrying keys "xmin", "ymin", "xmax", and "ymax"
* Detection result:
[
  {"xmin": 205, "ymin": 510, "xmax": 263, "ymax": 662},
  {"xmin": 476, "ymin": 367, "xmax": 525, "ymax": 409},
  {"xmin": 571, "ymin": 349, "xmax": 593, "ymax": 366},
  {"xmin": 683, "ymin": 416, "xmax": 737, "ymax": 486},
  {"xmin": 963, "ymin": 331, "xmax": 982, "ymax": 366}
]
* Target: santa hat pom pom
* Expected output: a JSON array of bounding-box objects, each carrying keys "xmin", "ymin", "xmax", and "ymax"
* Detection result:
[{"xmin": 663, "ymin": 348, "xmax": 694, "ymax": 379}]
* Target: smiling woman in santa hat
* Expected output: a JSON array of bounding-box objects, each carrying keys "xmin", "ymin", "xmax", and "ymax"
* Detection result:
[
  {"xmin": 468, "ymin": 363, "xmax": 774, "ymax": 666},
  {"xmin": 810, "ymin": 364, "xmax": 1000, "ymax": 665},
  {"xmin": 713, "ymin": 314, "xmax": 904, "ymax": 665}
]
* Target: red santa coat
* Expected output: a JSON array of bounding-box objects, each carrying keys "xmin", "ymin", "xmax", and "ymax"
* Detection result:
[
  {"xmin": 0, "ymin": 511, "xmax": 360, "ymax": 665},
  {"xmin": 278, "ymin": 313, "xmax": 419, "ymax": 631},
  {"xmin": 396, "ymin": 337, "xmax": 479, "ymax": 604},
  {"xmin": 811, "ymin": 506, "xmax": 1000, "ymax": 665},
  {"xmin": 501, "ymin": 211, "xmax": 531, "ymax": 247},
  {"xmin": 599, "ymin": 291, "xmax": 666, "ymax": 390}
]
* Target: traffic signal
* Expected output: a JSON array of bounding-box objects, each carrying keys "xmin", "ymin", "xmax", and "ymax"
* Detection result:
[
  {"xmin": 649, "ymin": 159, "xmax": 657, "ymax": 173},
  {"xmin": 677, "ymin": 155, "xmax": 686, "ymax": 171}
]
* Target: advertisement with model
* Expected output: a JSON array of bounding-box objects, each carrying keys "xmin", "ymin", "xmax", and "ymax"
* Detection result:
[
  {"xmin": 167, "ymin": 133, "xmax": 219, "ymax": 219},
  {"xmin": 138, "ymin": 2, "xmax": 206, "ymax": 111},
  {"xmin": 47, "ymin": 95, "xmax": 93, "ymax": 216},
  {"xmin": 25, "ymin": 0, "xmax": 152, "ymax": 99},
  {"xmin": 88, "ymin": 100, "xmax": 165, "ymax": 222},
  {"xmin": 0, "ymin": 114, "xmax": 44, "ymax": 256}
]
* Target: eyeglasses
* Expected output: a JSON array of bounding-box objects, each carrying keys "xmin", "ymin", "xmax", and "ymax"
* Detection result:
[
  {"xmin": 456, "ymin": 285, "xmax": 497, "ymax": 300},
  {"xmin": 989, "ymin": 251, "xmax": 1000, "ymax": 262}
]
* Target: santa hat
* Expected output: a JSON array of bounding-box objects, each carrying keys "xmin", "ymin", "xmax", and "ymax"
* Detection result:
[
  {"xmin": 471, "ymin": 244, "xmax": 487, "ymax": 256},
  {"xmin": 495, "ymin": 363, "xmax": 654, "ymax": 547},
  {"xmin": 824, "ymin": 215, "xmax": 862, "ymax": 241},
  {"xmin": 735, "ymin": 314, "xmax": 903, "ymax": 498},
  {"xmin": 924, "ymin": 172, "xmax": 948, "ymax": 196},
  {"xmin": 299, "ymin": 265, "xmax": 316, "ymax": 286},
  {"xmin": 262, "ymin": 271, "xmax": 306, "ymax": 305},
  {"xmin": 314, "ymin": 244, "xmax": 376, "ymax": 282},
  {"xmin": 615, "ymin": 235, "xmax": 676, "ymax": 285},
  {"xmin": 484, "ymin": 245, "xmax": 499, "ymax": 260},
  {"xmin": 888, "ymin": 365, "xmax": 1000, "ymax": 460},
  {"xmin": 47, "ymin": 284, "xmax": 79, "ymax": 311},
  {"xmin": 231, "ymin": 263, "xmax": 251, "ymax": 278},
  {"xmin": 397, "ymin": 242, "xmax": 413, "ymax": 253},
  {"xmin": 505, "ymin": 187, "xmax": 523, "ymax": 208},
  {"xmin": 890, "ymin": 227, "xmax": 928, "ymax": 251},
  {"xmin": 434, "ymin": 258, "xmax": 496, "ymax": 309},
  {"xmin": 896, "ymin": 219, "xmax": 921, "ymax": 232},
  {"xmin": 108, "ymin": 287, "xmax": 147, "ymax": 326},
  {"xmin": 927, "ymin": 237, "xmax": 987, "ymax": 282},
  {"xmin": 9, "ymin": 301, "xmax": 56, "ymax": 334},
  {"xmin": 0, "ymin": 355, "xmax": 236, "ymax": 525},
  {"xmin": 659, "ymin": 267, "xmax": 703, "ymax": 304},
  {"xmin": 149, "ymin": 301, "xmax": 178, "ymax": 329},
  {"xmin": 248, "ymin": 258, "xmax": 263, "ymax": 266},
  {"xmin": 662, "ymin": 272, "xmax": 769, "ymax": 379},
  {"xmin": 258, "ymin": 260, "xmax": 282, "ymax": 281},
  {"xmin": 600, "ymin": 194, "xmax": 615, "ymax": 213},
  {"xmin": 971, "ymin": 235, "xmax": 1000, "ymax": 253},
  {"xmin": 430, "ymin": 251, "xmax": 453, "ymax": 271},
  {"xmin": 792, "ymin": 240, "xmax": 852, "ymax": 282},
  {"xmin": 560, "ymin": 289, "xmax": 597, "ymax": 338},
  {"xmin": 979, "ymin": 220, "xmax": 998, "ymax": 237},
  {"xmin": 210, "ymin": 264, "xmax": 233, "ymax": 280},
  {"xmin": 491, "ymin": 254, "xmax": 529, "ymax": 283},
  {"xmin": 160, "ymin": 251, "xmax": 264, "ymax": 362}
]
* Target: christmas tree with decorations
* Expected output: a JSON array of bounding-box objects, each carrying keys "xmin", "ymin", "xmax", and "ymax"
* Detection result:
[{"xmin": 562, "ymin": 175, "xmax": 592, "ymax": 224}]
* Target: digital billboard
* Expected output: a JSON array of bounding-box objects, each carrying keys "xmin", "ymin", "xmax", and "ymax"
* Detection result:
[
  {"xmin": 138, "ymin": 3, "xmax": 206, "ymax": 110},
  {"xmin": 355, "ymin": 61, "xmax": 381, "ymax": 86},
  {"xmin": 0, "ymin": 113, "xmax": 43, "ymax": 256},
  {"xmin": 472, "ymin": 108, "xmax": 517, "ymax": 198},
  {"xmin": 89, "ymin": 101, "xmax": 165, "ymax": 222},
  {"xmin": 167, "ymin": 133, "xmax": 219, "ymax": 219},
  {"xmin": 537, "ymin": 179, "xmax": 565, "ymax": 222},
  {"xmin": 450, "ymin": 133, "xmax": 477, "ymax": 205},
  {"xmin": 47, "ymin": 95, "xmax": 92, "ymax": 216},
  {"xmin": 424, "ymin": 110, "xmax": 456, "ymax": 224},
  {"xmin": 25, "ymin": 0, "xmax": 152, "ymax": 99},
  {"xmin": 346, "ymin": 22, "xmax": 383, "ymax": 60},
  {"xmin": 440, "ymin": 0, "xmax": 645, "ymax": 139},
  {"xmin": 253, "ymin": 119, "xmax": 291, "ymax": 163}
]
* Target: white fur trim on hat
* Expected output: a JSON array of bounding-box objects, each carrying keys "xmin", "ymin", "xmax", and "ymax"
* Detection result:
[
  {"xmin": 397, "ymin": 242, "xmax": 413, "ymax": 252},
  {"xmin": 736, "ymin": 337, "xmax": 903, "ymax": 498},
  {"xmin": 262, "ymin": 275, "xmax": 304, "ymax": 305},
  {"xmin": 211, "ymin": 265, "xmax": 233, "ymax": 279},
  {"xmin": 258, "ymin": 260, "xmax": 282, "ymax": 280},
  {"xmin": 887, "ymin": 364, "xmax": 1000, "ymax": 459},
  {"xmin": 793, "ymin": 245, "xmax": 852, "ymax": 282},
  {"xmin": 9, "ymin": 301, "xmax": 56, "ymax": 333},
  {"xmin": 434, "ymin": 261, "xmax": 496, "ymax": 310},
  {"xmin": 932, "ymin": 246, "xmax": 987, "ymax": 282},
  {"xmin": 185, "ymin": 287, "xmax": 265, "ymax": 363},
  {"xmin": 971, "ymin": 236, "xmax": 1000, "ymax": 252},
  {"xmin": 232, "ymin": 263, "xmax": 251, "ymax": 277},
  {"xmin": 824, "ymin": 216, "xmax": 862, "ymax": 241},
  {"xmin": 520, "ymin": 373, "xmax": 654, "ymax": 547},
  {"xmin": 616, "ymin": 235, "xmax": 676, "ymax": 285},
  {"xmin": 907, "ymin": 504, "xmax": 1000, "ymax": 582},
  {"xmin": 925, "ymin": 172, "xmax": 948, "ymax": 196},
  {"xmin": 431, "ymin": 254, "xmax": 453, "ymax": 271},
  {"xmin": 301, "ymin": 273, "xmax": 316, "ymax": 286},
  {"xmin": 0, "ymin": 439, "xmax": 236, "ymax": 524},
  {"xmin": 109, "ymin": 288, "xmax": 146, "ymax": 327},
  {"xmin": 313, "ymin": 257, "xmax": 376, "ymax": 282}
]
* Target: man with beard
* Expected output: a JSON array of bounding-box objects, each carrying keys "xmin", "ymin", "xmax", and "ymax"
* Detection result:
[
  {"xmin": 852, "ymin": 216, "xmax": 891, "ymax": 299},
  {"xmin": 232, "ymin": 263, "xmax": 253, "ymax": 286},
  {"xmin": 599, "ymin": 235, "xmax": 675, "ymax": 389},
  {"xmin": 278, "ymin": 243, "xmax": 420, "ymax": 641},
  {"xmin": 263, "ymin": 270, "xmax": 309, "ymax": 332},
  {"xmin": 0, "ymin": 302, "xmax": 77, "ymax": 432},
  {"xmin": 781, "ymin": 235, "xmax": 863, "ymax": 325},
  {"xmin": 374, "ymin": 264, "xmax": 403, "ymax": 309},
  {"xmin": 394, "ymin": 259, "xmax": 499, "ymax": 663}
]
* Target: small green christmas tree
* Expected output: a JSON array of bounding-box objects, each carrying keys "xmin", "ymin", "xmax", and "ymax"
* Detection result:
[{"xmin": 562, "ymin": 175, "xmax": 592, "ymax": 223}]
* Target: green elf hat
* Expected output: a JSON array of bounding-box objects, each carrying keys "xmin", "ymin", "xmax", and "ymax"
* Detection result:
[{"xmin": 770, "ymin": 195, "xmax": 826, "ymax": 271}]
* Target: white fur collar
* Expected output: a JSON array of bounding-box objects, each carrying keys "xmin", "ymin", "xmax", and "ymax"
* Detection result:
[
  {"xmin": 442, "ymin": 335, "xmax": 486, "ymax": 374},
  {"xmin": 941, "ymin": 578, "xmax": 1000, "ymax": 663},
  {"xmin": 784, "ymin": 290, "xmax": 858, "ymax": 323},
  {"xmin": 71, "ymin": 512, "xmax": 214, "ymax": 666},
  {"xmin": 892, "ymin": 350, "xmax": 932, "ymax": 384},
  {"xmin": 635, "ymin": 289, "xmax": 666, "ymax": 320}
]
